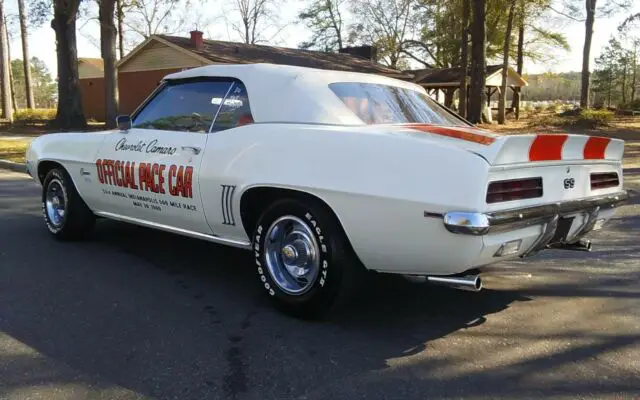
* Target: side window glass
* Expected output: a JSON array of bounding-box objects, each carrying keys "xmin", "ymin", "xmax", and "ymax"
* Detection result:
[
  {"xmin": 211, "ymin": 82, "xmax": 253, "ymax": 132},
  {"xmin": 132, "ymin": 80, "xmax": 233, "ymax": 133}
]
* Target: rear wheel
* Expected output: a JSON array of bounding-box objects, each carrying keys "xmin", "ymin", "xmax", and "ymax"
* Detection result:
[
  {"xmin": 42, "ymin": 168, "xmax": 95, "ymax": 240},
  {"xmin": 253, "ymin": 198, "xmax": 363, "ymax": 319}
]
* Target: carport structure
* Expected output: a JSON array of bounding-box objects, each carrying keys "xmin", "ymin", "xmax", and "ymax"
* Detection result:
[{"xmin": 410, "ymin": 65, "xmax": 528, "ymax": 119}]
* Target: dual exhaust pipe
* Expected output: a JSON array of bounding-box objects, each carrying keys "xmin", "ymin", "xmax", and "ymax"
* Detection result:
[
  {"xmin": 405, "ymin": 274, "xmax": 483, "ymax": 292},
  {"xmin": 427, "ymin": 274, "xmax": 483, "ymax": 292},
  {"xmin": 548, "ymin": 239, "xmax": 592, "ymax": 252},
  {"xmin": 411, "ymin": 240, "xmax": 592, "ymax": 292}
]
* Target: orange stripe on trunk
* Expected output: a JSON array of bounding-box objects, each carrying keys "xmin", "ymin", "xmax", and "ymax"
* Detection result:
[
  {"xmin": 403, "ymin": 124, "xmax": 496, "ymax": 145},
  {"xmin": 583, "ymin": 136, "xmax": 610, "ymax": 160},
  {"xmin": 529, "ymin": 134, "xmax": 568, "ymax": 161}
]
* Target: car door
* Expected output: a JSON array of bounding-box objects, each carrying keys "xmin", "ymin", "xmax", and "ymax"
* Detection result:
[
  {"xmin": 198, "ymin": 80, "xmax": 257, "ymax": 241},
  {"xmin": 93, "ymin": 78, "xmax": 235, "ymax": 234}
]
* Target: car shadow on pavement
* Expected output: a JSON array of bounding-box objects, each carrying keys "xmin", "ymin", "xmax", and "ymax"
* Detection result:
[
  {"xmin": 0, "ymin": 216, "xmax": 538, "ymax": 400},
  {"xmin": 2, "ymin": 170, "xmax": 639, "ymax": 399}
]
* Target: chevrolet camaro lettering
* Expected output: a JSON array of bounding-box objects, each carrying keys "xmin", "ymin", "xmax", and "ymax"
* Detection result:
[
  {"xmin": 115, "ymin": 138, "xmax": 178, "ymax": 155},
  {"xmin": 25, "ymin": 64, "xmax": 629, "ymax": 319}
]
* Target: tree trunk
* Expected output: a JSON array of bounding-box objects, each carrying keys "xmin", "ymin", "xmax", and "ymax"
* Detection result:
[
  {"xmin": 580, "ymin": 0, "xmax": 596, "ymax": 108},
  {"xmin": 621, "ymin": 61, "xmax": 627, "ymax": 105},
  {"xmin": 631, "ymin": 45, "xmax": 637, "ymax": 102},
  {"xmin": 0, "ymin": 4, "xmax": 11, "ymax": 122},
  {"xmin": 497, "ymin": 0, "xmax": 516, "ymax": 124},
  {"xmin": 607, "ymin": 71, "xmax": 611, "ymax": 107},
  {"xmin": 4, "ymin": 18, "xmax": 16, "ymax": 111},
  {"xmin": 52, "ymin": 0, "xmax": 86, "ymax": 130},
  {"xmin": 459, "ymin": 0, "xmax": 470, "ymax": 118},
  {"xmin": 100, "ymin": 0, "xmax": 119, "ymax": 128},
  {"xmin": 117, "ymin": 0, "xmax": 124, "ymax": 59},
  {"xmin": 17, "ymin": 0, "xmax": 34, "ymax": 108},
  {"xmin": 511, "ymin": 2, "xmax": 524, "ymax": 119},
  {"xmin": 468, "ymin": 0, "xmax": 486, "ymax": 123}
]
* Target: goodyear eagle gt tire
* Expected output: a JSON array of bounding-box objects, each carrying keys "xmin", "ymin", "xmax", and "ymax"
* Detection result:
[
  {"xmin": 42, "ymin": 168, "xmax": 95, "ymax": 240},
  {"xmin": 253, "ymin": 198, "xmax": 362, "ymax": 319}
]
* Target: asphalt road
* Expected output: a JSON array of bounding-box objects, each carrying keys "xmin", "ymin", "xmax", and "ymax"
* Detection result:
[{"xmin": 0, "ymin": 169, "xmax": 639, "ymax": 400}]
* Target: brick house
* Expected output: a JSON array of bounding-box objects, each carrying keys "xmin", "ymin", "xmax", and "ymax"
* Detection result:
[{"xmin": 79, "ymin": 31, "xmax": 408, "ymax": 122}]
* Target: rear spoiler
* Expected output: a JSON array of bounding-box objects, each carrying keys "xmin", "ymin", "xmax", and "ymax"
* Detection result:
[{"xmin": 478, "ymin": 134, "xmax": 625, "ymax": 166}]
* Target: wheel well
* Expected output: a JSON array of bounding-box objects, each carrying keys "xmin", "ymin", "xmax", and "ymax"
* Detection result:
[
  {"xmin": 240, "ymin": 187, "xmax": 342, "ymax": 237},
  {"xmin": 37, "ymin": 160, "xmax": 64, "ymax": 184}
]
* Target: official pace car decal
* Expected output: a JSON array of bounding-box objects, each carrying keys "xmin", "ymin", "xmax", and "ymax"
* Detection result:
[{"xmin": 95, "ymin": 158, "xmax": 197, "ymax": 213}]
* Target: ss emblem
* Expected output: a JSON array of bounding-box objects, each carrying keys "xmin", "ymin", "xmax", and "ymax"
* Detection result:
[{"xmin": 563, "ymin": 178, "xmax": 575, "ymax": 189}]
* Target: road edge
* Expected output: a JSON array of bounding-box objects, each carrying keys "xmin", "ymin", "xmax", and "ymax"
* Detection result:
[{"xmin": 0, "ymin": 159, "xmax": 27, "ymax": 173}]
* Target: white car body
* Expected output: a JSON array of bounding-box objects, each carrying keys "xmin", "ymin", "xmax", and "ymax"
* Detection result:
[{"xmin": 26, "ymin": 63, "xmax": 629, "ymax": 277}]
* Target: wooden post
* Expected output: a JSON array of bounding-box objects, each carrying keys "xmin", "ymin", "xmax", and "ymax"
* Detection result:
[
  {"xmin": 510, "ymin": 86, "xmax": 520, "ymax": 119},
  {"xmin": 444, "ymin": 88, "xmax": 455, "ymax": 108}
]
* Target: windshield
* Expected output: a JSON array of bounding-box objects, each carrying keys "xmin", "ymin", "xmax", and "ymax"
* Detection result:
[{"xmin": 329, "ymin": 82, "xmax": 468, "ymax": 127}]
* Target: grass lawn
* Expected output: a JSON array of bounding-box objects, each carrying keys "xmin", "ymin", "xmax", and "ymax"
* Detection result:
[{"xmin": 0, "ymin": 137, "xmax": 31, "ymax": 163}]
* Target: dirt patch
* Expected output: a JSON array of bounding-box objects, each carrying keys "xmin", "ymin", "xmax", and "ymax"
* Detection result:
[
  {"xmin": 480, "ymin": 115, "xmax": 640, "ymax": 141},
  {"xmin": 624, "ymin": 141, "xmax": 640, "ymax": 169}
]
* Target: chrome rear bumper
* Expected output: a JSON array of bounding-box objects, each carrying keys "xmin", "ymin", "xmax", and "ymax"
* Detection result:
[{"xmin": 441, "ymin": 190, "xmax": 629, "ymax": 236}]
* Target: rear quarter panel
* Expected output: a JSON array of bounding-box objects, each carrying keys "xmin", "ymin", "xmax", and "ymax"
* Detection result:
[{"xmin": 201, "ymin": 123, "xmax": 491, "ymax": 274}]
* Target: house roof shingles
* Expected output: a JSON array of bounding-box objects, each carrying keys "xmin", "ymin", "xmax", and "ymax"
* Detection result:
[
  {"xmin": 79, "ymin": 57, "xmax": 104, "ymax": 70},
  {"xmin": 157, "ymin": 35, "xmax": 410, "ymax": 79}
]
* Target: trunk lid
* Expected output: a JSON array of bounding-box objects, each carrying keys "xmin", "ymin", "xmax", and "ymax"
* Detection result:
[
  {"xmin": 394, "ymin": 124, "xmax": 624, "ymax": 166},
  {"xmin": 393, "ymin": 124, "xmax": 625, "ymax": 207}
]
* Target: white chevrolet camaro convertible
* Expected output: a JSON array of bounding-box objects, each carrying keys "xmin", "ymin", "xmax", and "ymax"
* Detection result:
[{"xmin": 26, "ymin": 63, "xmax": 629, "ymax": 318}]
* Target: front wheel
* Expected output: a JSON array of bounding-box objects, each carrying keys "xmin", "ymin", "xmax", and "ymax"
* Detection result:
[
  {"xmin": 253, "ymin": 198, "xmax": 363, "ymax": 319},
  {"xmin": 42, "ymin": 168, "xmax": 95, "ymax": 240}
]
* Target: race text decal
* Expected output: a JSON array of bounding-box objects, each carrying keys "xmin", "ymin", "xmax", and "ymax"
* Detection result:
[{"xmin": 96, "ymin": 159, "xmax": 193, "ymax": 199}]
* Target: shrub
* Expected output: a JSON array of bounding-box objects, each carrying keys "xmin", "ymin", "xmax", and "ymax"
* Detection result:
[
  {"xmin": 529, "ymin": 114, "xmax": 565, "ymax": 128},
  {"xmin": 529, "ymin": 108, "xmax": 614, "ymax": 129},
  {"xmin": 576, "ymin": 109, "xmax": 613, "ymax": 128},
  {"xmin": 546, "ymin": 103, "xmax": 559, "ymax": 112},
  {"xmin": 14, "ymin": 108, "xmax": 56, "ymax": 122},
  {"xmin": 620, "ymin": 99, "xmax": 640, "ymax": 110}
]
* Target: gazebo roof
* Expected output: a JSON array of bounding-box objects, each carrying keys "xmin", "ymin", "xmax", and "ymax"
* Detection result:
[{"xmin": 409, "ymin": 65, "xmax": 527, "ymax": 88}]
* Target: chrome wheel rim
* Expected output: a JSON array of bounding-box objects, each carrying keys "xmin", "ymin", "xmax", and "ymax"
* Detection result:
[
  {"xmin": 264, "ymin": 215, "xmax": 320, "ymax": 295},
  {"xmin": 45, "ymin": 178, "xmax": 66, "ymax": 228}
]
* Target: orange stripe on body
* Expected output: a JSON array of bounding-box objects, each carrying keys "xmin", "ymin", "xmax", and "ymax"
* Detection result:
[
  {"xmin": 529, "ymin": 134, "xmax": 568, "ymax": 161},
  {"xmin": 583, "ymin": 136, "xmax": 611, "ymax": 159},
  {"xmin": 403, "ymin": 124, "xmax": 497, "ymax": 145}
]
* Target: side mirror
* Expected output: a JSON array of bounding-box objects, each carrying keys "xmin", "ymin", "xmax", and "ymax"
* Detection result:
[{"xmin": 116, "ymin": 115, "xmax": 131, "ymax": 131}]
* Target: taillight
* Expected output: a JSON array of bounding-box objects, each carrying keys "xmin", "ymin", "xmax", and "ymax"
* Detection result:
[
  {"xmin": 591, "ymin": 172, "xmax": 619, "ymax": 190},
  {"xmin": 486, "ymin": 177, "xmax": 543, "ymax": 203}
]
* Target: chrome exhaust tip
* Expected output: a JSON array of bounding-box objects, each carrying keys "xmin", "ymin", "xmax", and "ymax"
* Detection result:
[
  {"xmin": 548, "ymin": 239, "xmax": 592, "ymax": 252},
  {"xmin": 426, "ymin": 275, "xmax": 483, "ymax": 292}
]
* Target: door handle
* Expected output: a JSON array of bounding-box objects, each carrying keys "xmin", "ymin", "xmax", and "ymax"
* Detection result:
[{"xmin": 181, "ymin": 146, "xmax": 202, "ymax": 155}]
